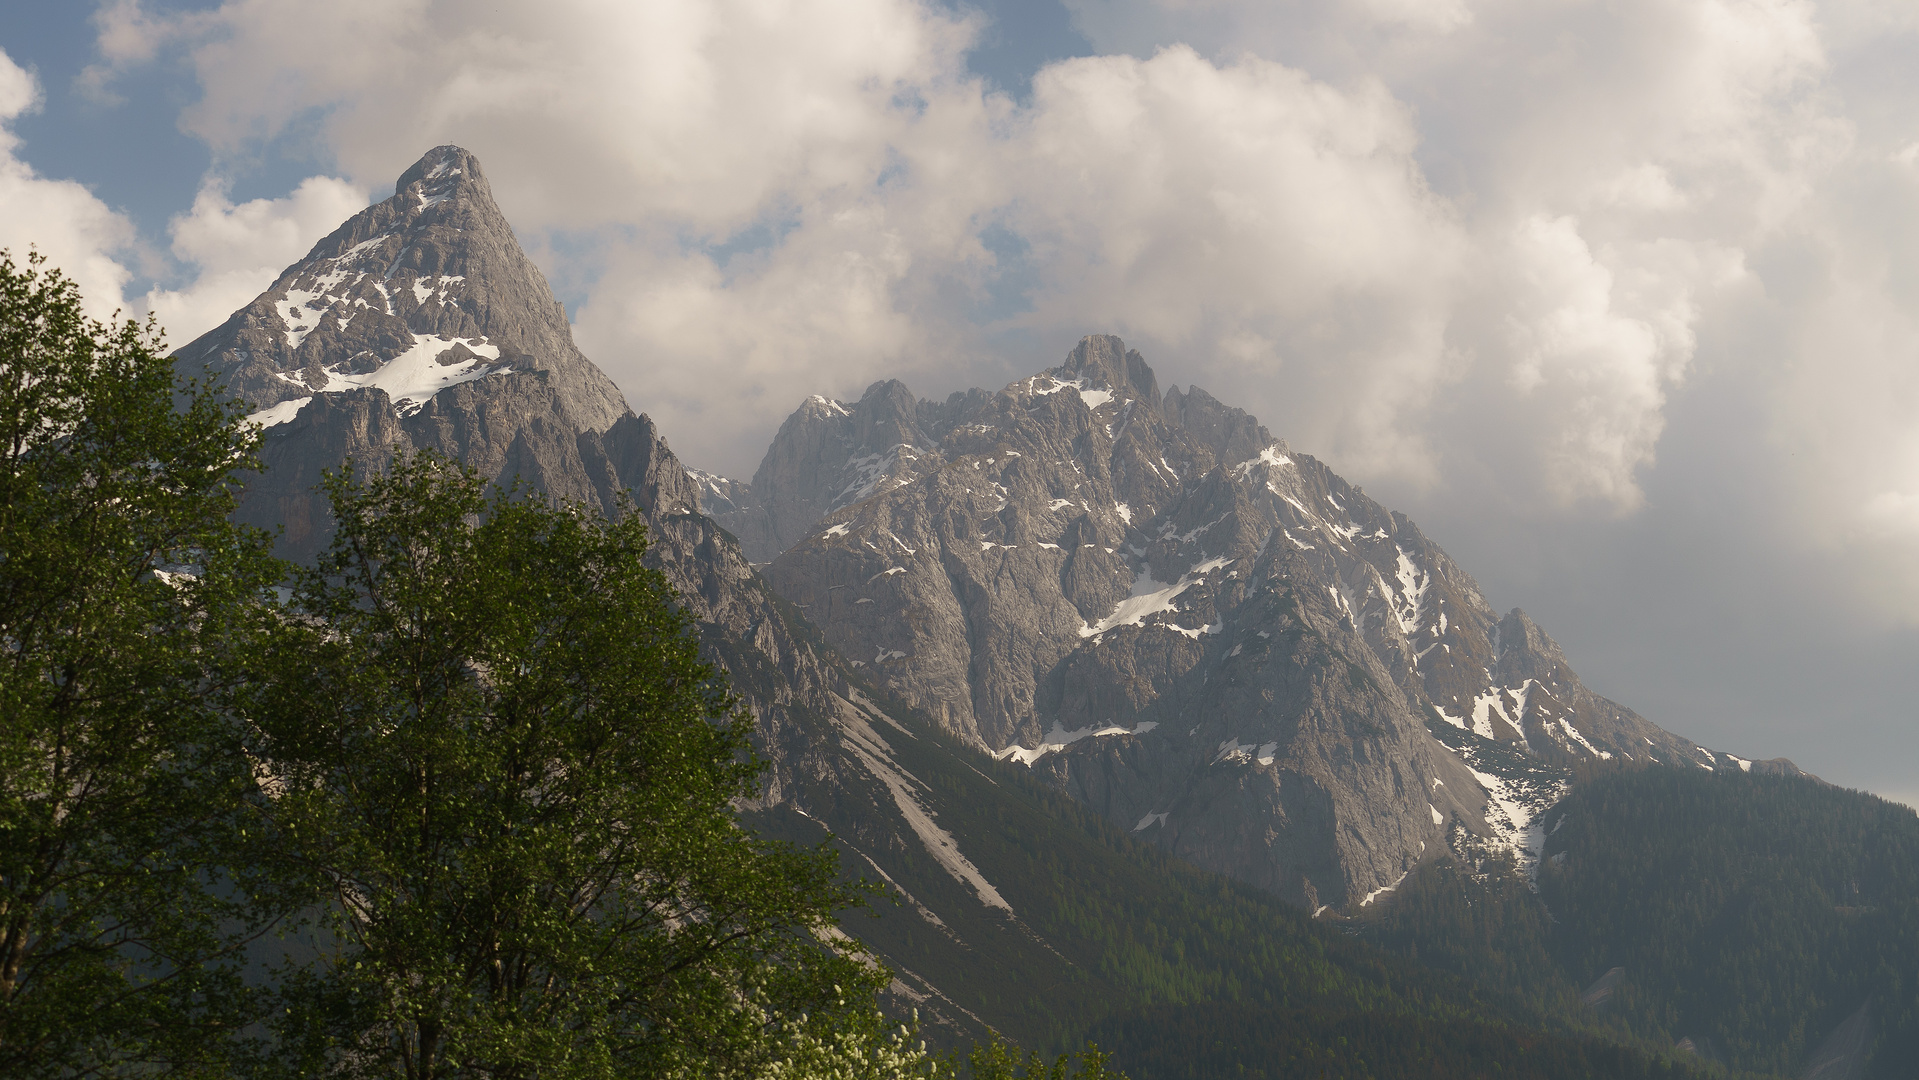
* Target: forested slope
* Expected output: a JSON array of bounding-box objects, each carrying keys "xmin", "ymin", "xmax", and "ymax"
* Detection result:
[
  {"xmin": 752, "ymin": 691, "xmax": 1721, "ymax": 1080},
  {"xmin": 1355, "ymin": 762, "xmax": 1919, "ymax": 1078},
  {"xmin": 1543, "ymin": 767, "xmax": 1919, "ymax": 1076}
]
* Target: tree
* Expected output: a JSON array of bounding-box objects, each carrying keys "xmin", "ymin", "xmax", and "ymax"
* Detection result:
[
  {"xmin": 750, "ymin": 1014, "xmax": 1130, "ymax": 1080},
  {"xmin": 0, "ymin": 249, "xmax": 283, "ymax": 1076},
  {"xmin": 961, "ymin": 1032, "xmax": 1124, "ymax": 1080},
  {"xmin": 236, "ymin": 452, "xmax": 881, "ymax": 1079}
]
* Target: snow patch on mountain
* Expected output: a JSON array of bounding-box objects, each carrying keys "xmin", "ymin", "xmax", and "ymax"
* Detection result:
[
  {"xmin": 1469, "ymin": 689, "xmax": 1513, "ymax": 740},
  {"xmin": 835, "ymin": 444, "xmax": 921, "ymax": 508},
  {"xmin": 247, "ymin": 396, "xmax": 313, "ymax": 428},
  {"xmin": 1233, "ymin": 445, "xmax": 1294, "ymax": 477},
  {"xmin": 997, "ymin": 720, "xmax": 1158, "ymax": 766},
  {"xmin": 245, "ymin": 334, "xmax": 507, "ymax": 427},
  {"xmin": 1214, "ymin": 737, "xmax": 1281, "ymax": 766},
  {"xmin": 1431, "ymin": 726, "xmax": 1570, "ymax": 884},
  {"xmin": 1024, "ymin": 373, "xmax": 1116, "ymax": 411},
  {"xmin": 1079, "ymin": 557, "xmax": 1231, "ymax": 639},
  {"xmin": 1392, "ymin": 545, "xmax": 1430, "ymax": 637},
  {"xmin": 1359, "ymin": 871, "xmax": 1409, "ymax": 907}
]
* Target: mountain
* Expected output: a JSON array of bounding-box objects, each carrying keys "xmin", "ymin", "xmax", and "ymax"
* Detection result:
[
  {"xmin": 174, "ymin": 145, "xmax": 643, "ymax": 562},
  {"xmin": 173, "ymin": 144, "xmax": 1847, "ymax": 1076},
  {"xmin": 750, "ymin": 705, "xmax": 1721, "ymax": 1079},
  {"xmin": 699, "ymin": 335, "xmax": 1801, "ymax": 909},
  {"xmin": 164, "ymin": 141, "xmax": 955, "ymax": 939},
  {"xmin": 1351, "ymin": 766, "xmax": 1919, "ymax": 1078},
  {"xmin": 178, "ymin": 146, "xmax": 625, "ymax": 435}
]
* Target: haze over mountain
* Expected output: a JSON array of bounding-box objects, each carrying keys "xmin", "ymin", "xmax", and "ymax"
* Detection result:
[
  {"xmin": 8, "ymin": 0, "xmax": 1919, "ymax": 812},
  {"xmin": 697, "ymin": 333, "xmax": 1803, "ymax": 908},
  {"xmin": 183, "ymin": 144, "xmax": 1789, "ymax": 914},
  {"xmin": 149, "ymin": 140, "xmax": 1919, "ymax": 1077}
]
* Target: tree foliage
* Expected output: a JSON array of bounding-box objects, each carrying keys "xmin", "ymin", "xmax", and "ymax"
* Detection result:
[
  {"xmin": 1352, "ymin": 761, "xmax": 1919, "ymax": 1078},
  {"xmin": 235, "ymin": 453, "xmax": 882, "ymax": 1079},
  {"xmin": 0, "ymin": 249, "xmax": 281, "ymax": 1076},
  {"xmin": 1537, "ymin": 765, "xmax": 1919, "ymax": 1077}
]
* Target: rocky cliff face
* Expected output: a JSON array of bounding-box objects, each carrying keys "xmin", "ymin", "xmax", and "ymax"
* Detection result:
[
  {"xmin": 185, "ymin": 145, "xmax": 1795, "ymax": 931},
  {"xmin": 699, "ymin": 380, "xmax": 995, "ymax": 564},
  {"xmin": 171, "ymin": 146, "xmax": 890, "ymax": 802},
  {"xmin": 710, "ymin": 335, "xmax": 1796, "ymax": 908},
  {"xmin": 175, "ymin": 147, "xmax": 1149, "ymax": 1034},
  {"xmin": 176, "ymin": 145, "xmax": 626, "ymax": 438}
]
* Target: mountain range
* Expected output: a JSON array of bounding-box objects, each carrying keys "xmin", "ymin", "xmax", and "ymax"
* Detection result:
[
  {"xmin": 172, "ymin": 145, "xmax": 1906, "ymax": 1078},
  {"xmin": 693, "ymin": 331, "xmax": 1808, "ymax": 909}
]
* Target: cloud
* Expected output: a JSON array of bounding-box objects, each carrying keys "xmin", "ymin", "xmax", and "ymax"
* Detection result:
[
  {"xmin": 80, "ymin": 0, "xmax": 216, "ymax": 102},
  {"xmin": 995, "ymin": 46, "xmax": 1466, "ymax": 486},
  {"xmin": 0, "ymin": 46, "xmax": 37, "ymax": 117},
  {"xmin": 135, "ymin": 0, "xmax": 981, "ymax": 232},
  {"xmin": 142, "ymin": 175, "xmax": 368, "ymax": 346},
  {"xmin": 85, "ymin": 0, "xmax": 1919, "ymax": 630},
  {"xmin": 0, "ymin": 49, "xmax": 138, "ymax": 322},
  {"xmin": 0, "ymin": 40, "xmax": 351, "ymax": 351},
  {"xmin": 1749, "ymin": 142, "xmax": 1919, "ymax": 621},
  {"xmin": 98, "ymin": 1, "xmax": 1746, "ymax": 507}
]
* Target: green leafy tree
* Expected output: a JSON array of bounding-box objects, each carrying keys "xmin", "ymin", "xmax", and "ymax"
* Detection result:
[
  {"xmin": 236, "ymin": 452, "xmax": 882, "ymax": 1079},
  {"xmin": 963, "ymin": 1033, "xmax": 1123, "ymax": 1080},
  {"xmin": 0, "ymin": 249, "xmax": 282, "ymax": 1076},
  {"xmin": 748, "ymin": 1012, "xmax": 1127, "ymax": 1080}
]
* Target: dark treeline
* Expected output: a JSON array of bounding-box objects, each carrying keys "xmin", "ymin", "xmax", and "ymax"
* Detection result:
[
  {"xmin": 1089, "ymin": 1001, "xmax": 1716, "ymax": 1080},
  {"xmin": 1543, "ymin": 765, "xmax": 1919, "ymax": 1076},
  {"xmin": 756, "ymin": 711, "xmax": 1724, "ymax": 1079},
  {"xmin": 1356, "ymin": 760, "xmax": 1919, "ymax": 1078}
]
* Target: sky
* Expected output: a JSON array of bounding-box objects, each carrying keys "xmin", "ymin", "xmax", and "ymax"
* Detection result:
[{"xmin": 1, "ymin": 0, "xmax": 1915, "ymax": 808}]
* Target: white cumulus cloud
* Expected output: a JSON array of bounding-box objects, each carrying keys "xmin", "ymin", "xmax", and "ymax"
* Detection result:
[
  {"xmin": 142, "ymin": 176, "xmax": 368, "ymax": 347},
  {"xmin": 81, "ymin": 0, "xmax": 1919, "ymax": 628},
  {"xmin": 0, "ymin": 48, "xmax": 138, "ymax": 323}
]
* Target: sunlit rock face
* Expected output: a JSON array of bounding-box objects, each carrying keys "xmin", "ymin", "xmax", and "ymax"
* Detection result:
[
  {"xmin": 189, "ymin": 144, "xmax": 1796, "ymax": 916},
  {"xmin": 174, "ymin": 147, "xmax": 853, "ymax": 824},
  {"xmin": 177, "ymin": 144, "xmax": 626, "ymax": 435},
  {"xmin": 721, "ymin": 334, "xmax": 1786, "ymax": 907}
]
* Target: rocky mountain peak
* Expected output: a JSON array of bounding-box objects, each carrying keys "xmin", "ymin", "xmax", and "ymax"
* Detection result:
[
  {"xmin": 1164, "ymin": 383, "xmax": 1279, "ymax": 467},
  {"xmin": 1493, "ymin": 608, "xmax": 1562, "ymax": 666},
  {"xmin": 716, "ymin": 334, "xmax": 1799, "ymax": 907},
  {"xmin": 179, "ymin": 145, "xmax": 714, "ymax": 564},
  {"xmin": 848, "ymin": 379, "xmax": 926, "ymax": 452},
  {"xmin": 1057, "ymin": 333, "xmax": 1161, "ymax": 411},
  {"xmin": 173, "ymin": 144, "xmax": 627, "ymax": 437},
  {"xmin": 393, "ymin": 143, "xmax": 484, "ymax": 194}
]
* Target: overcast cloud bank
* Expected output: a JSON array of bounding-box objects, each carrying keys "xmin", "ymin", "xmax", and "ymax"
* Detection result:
[{"xmin": 1, "ymin": 0, "xmax": 1914, "ymax": 804}]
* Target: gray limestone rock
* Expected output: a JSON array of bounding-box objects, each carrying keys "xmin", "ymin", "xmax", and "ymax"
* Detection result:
[
  {"xmin": 745, "ymin": 333, "xmax": 1794, "ymax": 907},
  {"xmin": 188, "ymin": 145, "xmax": 1802, "ymax": 928},
  {"xmin": 698, "ymin": 379, "xmax": 953, "ymax": 562},
  {"xmin": 173, "ymin": 144, "xmax": 626, "ymax": 436},
  {"xmin": 178, "ymin": 147, "xmax": 875, "ymax": 827}
]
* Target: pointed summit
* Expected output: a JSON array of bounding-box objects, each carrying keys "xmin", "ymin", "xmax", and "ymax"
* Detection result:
[
  {"xmin": 393, "ymin": 143, "xmax": 483, "ymax": 193},
  {"xmin": 180, "ymin": 146, "xmax": 691, "ymax": 562},
  {"xmin": 174, "ymin": 145, "xmax": 627, "ymax": 433},
  {"xmin": 1056, "ymin": 333, "xmax": 1160, "ymax": 410}
]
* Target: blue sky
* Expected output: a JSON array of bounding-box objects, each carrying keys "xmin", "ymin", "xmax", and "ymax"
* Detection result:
[
  {"xmin": 5, "ymin": 0, "xmax": 1095, "ymax": 297},
  {"xmin": 3, "ymin": 0, "xmax": 1917, "ymax": 807}
]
